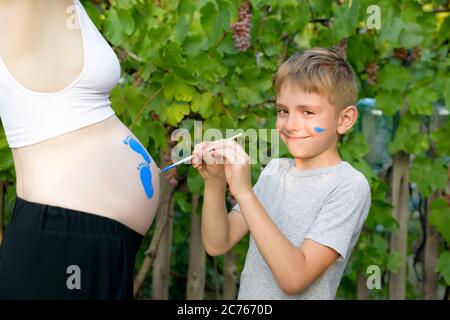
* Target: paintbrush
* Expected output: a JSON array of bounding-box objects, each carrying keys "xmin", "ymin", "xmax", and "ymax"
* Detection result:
[{"xmin": 160, "ymin": 132, "xmax": 243, "ymax": 173}]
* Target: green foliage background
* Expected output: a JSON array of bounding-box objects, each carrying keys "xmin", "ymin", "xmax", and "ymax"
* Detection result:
[{"xmin": 0, "ymin": 0, "xmax": 448, "ymax": 299}]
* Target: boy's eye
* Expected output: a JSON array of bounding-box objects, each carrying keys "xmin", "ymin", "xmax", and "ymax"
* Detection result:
[
  {"xmin": 277, "ymin": 109, "xmax": 288, "ymax": 115},
  {"xmin": 303, "ymin": 111, "xmax": 314, "ymax": 116}
]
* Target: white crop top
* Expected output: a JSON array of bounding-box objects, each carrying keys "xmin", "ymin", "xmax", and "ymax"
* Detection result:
[{"xmin": 0, "ymin": 0, "xmax": 120, "ymax": 148}]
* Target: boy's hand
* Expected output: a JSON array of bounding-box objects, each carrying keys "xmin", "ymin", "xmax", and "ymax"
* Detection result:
[
  {"xmin": 212, "ymin": 140, "xmax": 252, "ymax": 201},
  {"xmin": 192, "ymin": 141, "xmax": 225, "ymax": 182}
]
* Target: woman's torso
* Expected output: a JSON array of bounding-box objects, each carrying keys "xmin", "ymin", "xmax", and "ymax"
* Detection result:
[{"xmin": 1, "ymin": 0, "xmax": 160, "ymax": 235}]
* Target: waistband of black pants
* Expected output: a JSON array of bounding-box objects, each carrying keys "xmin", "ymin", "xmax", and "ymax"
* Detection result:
[{"xmin": 10, "ymin": 196, "xmax": 144, "ymax": 249}]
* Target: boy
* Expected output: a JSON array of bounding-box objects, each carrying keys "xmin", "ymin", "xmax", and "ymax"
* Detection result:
[{"xmin": 192, "ymin": 48, "xmax": 371, "ymax": 299}]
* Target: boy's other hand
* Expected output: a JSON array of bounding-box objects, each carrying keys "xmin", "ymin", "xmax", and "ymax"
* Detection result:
[
  {"xmin": 213, "ymin": 140, "xmax": 252, "ymax": 201},
  {"xmin": 192, "ymin": 141, "xmax": 225, "ymax": 182}
]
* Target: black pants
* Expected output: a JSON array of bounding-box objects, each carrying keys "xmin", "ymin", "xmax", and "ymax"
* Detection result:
[{"xmin": 0, "ymin": 197, "xmax": 143, "ymax": 300}]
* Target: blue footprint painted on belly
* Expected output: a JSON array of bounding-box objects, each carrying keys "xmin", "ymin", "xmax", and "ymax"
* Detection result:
[
  {"xmin": 123, "ymin": 134, "xmax": 154, "ymax": 199},
  {"xmin": 123, "ymin": 134, "xmax": 152, "ymax": 164},
  {"xmin": 137, "ymin": 162, "xmax": 154, "ymax": 199}
]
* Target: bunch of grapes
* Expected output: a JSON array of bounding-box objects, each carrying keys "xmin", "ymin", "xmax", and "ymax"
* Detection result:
[
  {"xmin": 365, "ymin": 62, "xmax": 379, "ymax": 85},
  {"xmin": 333, "ymin": 38, "xmax": 348, "ymax": 60},
  {"xmin": 231, "ymin": 1, "xmax": 253, "ymax": 52}
]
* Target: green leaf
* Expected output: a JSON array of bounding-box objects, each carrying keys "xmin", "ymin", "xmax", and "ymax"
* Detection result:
[
  {"xmin": 365, "ymin": 199, "xmax": 395, "ymax": 229},
  {"xmin": 387, "ymin": 251, "xmax": 403, "ymax": 273},
  {"xmin": 220, "ymin": 114, "xmax": 236, "ymax": 132},
  {"xmin": 339, "ymin": 132, "xmax": 370, "ymax": 160},
  {"xmin": 282, "ymin": 0, "xmax": 310, "ymax": 34},
  {"xmin": 429, "ymin": 198, "xmax": 450, "ymax": 243},
  {"xmin": 0, "ymin": 148, "xmax": 13, "ymax": 171},
  {"xmin": 183, "ymin": 33, "xmax": 208, "ymax": 56},
  {"xmin": 203, "ymin": 117, "xmax": 221, "ymax": 133},
  {"xmin": 410, "ymin": 156, "xmax": 447, "ymax": 197},
  {"xmin": 191, "ymin": 92, "xmax": 217, "ymax": 119},
  {"xmin": 437, "ymin": 16, "xmax": 450, "ymax": 44},
  {"xmin": 261, "ymin": 17, "xmax": 283, "ymax": 44},
  {"xmin": 377, "ymin": 64, "xmax": 411, "ymax": 91},
  {"xmin": 162, "ymin": 74, "xmax": 195, "ymax": 102},
  {"xmin": 376, "ymin": 90, "xmax": 403, "ymax": 117},
  {"xmin": 116, "ymin": 0, "xmax": 136, "ymax": 10},
  {"xmin": 389, "ymin": 116, "xmax": 429, "ymax": 154},
  {"xmin": 372, "ymin": 233, "xmax": 389, "ymax": 257},
  {"xmin": 148, "ymin": 93, "xmax": 169, "ymax": 123},
  {"xmin": 332, "ymin": 0, "xmax": 360, "ymax": 42},
  {"xmin": 399, "ymin": 23, "xmax": 424, "ymax": 49},
  {"xmin": 110, "ymin": 85, "xmax": 146, "ymax": 122},
  {"xmin": 310, "ymin": 0, "xmax": 333, "ymax": 17},
  {"xmin": 444, "ymin": 78, "xmax": 450, "ymax": 110},
  {"xmin": 236, "ymin": 87, "xmax": 263, "ymax": 105},
  {"xmin": 399, "ymin": 1, "xmax": 423, "ymax": 22},
  {"xmin": 347, "ymin": 34, "xmax": 375, "ymax": 72},
  {"xmin": 408, "ymin": 87, "xmax": 438, "ymax": 116},
  {"xmin": 166, "ymin": 103, "xmax": 190, "ymax": 126},
  {"xmin": 161, "ymin": 41, "xmax": 184, "ymax": 67},
  {"xmin": 187, "ymin": 166, "xmax": 204, "ymax": 194},
  {"xmin": 217, "ymin": 33, "xmax": 238, "ymax": 54},
  {"xmin": 146, "ymin": 121, "xmax": 167, "ymax": 150},
  {"xmin": 174, "ymin": 192, "xmax": 192, "ymax": 213},
  {"xmin": 200, "ymin": 0, "xmax": 230, "ymax": 46},
  {"xmin": 172, "ymin": 1, "xmax": 196, "ymax": 44},
  {"xmin": 436, "ymin": 251, "xmax": 450, "ymax": 285},
  {"xmin": 104, "ymin": 8, "xmax": 135, "ymax": 46},
  {"xmin": 189, "ymin": 51, "xmax": 228, "ymax": 81},
  {"xmin": 379, "ymin": 17, "xmax": 403, "ymax": 45},
  {"xmin": 238, "ymin": 114, "xmax": 258, "ymax": 131},
  {"xmin": 431, "ymin": 121, "xmax": 450, "ymax": 157}
]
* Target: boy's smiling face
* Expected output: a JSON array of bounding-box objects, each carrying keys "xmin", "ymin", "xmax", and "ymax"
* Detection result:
[{"xmin": 275, "ymin": 82, "xmax": 356, "ymax": 169}]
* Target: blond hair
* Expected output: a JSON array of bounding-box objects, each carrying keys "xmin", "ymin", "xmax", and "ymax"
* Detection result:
[{"xmin": 273, "ymin": 48, "xmax": 356, "ymax": 113}]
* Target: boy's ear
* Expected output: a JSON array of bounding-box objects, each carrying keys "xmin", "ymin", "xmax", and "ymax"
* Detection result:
[{"xmin": 336, "ymin": 105, "xmax": 358, "ymax": 135}]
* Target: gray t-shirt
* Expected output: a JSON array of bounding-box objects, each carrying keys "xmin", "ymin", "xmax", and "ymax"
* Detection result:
[{"xmin": 232, "ymin": 158, "xmax": 371, "ymax": 300}]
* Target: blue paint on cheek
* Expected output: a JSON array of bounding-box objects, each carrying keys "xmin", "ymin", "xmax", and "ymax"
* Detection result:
[
  {"xmin": 314, "ymin": 127, "xmax": 326, "ymax": 133},
  {"xmin": 123, "ymin": 134, "xmax": 154, "ymax": 199},
  {"xmin": 137, "ymin": 162, "xmax": 154, "ymax": 198},
  {"xmin": 123, "ymin": 135, "xmax": 152, "ymax": 164}
]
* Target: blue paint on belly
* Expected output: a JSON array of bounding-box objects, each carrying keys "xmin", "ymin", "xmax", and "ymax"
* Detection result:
[
  {"xmin": 314, "ymin": 127, "xmax": 326, "ymax": 133},
  {"xmin": 123, "ymin": 134, "xmax": 154, "ymax": 199},
  {"xmin": 123, "ymin": 135, "xmax": 152, "ymax": 163},
  {"xmin": 137, "ymin": 162, "xmax": 154, "ymax": 198}
]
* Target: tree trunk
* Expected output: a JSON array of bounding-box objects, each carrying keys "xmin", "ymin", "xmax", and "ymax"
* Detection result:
[
  {"xmin": 423, "ymin": 191, "xmax": 441, "ymax": 299},
  {"xmin": 151, "ymin": 194, "xmax": 174, "ymax": 299},
  {"xmin": 186, "ymin": 194, "xmax": 206, "ymax": 299},
  {"xmin": 223, "ymin": 251, "xmax": 238, "ymax": 299},
  {"xmin": 356, "ymin": 271, "xmax": 371, "ymax": 300},
  {"xmin": 133, "ymin": 151, "xmax": 175, "ymax": 297},
  {"xmin": 388, "ymin": 152, "xmax": 410, "ymax": 300}
]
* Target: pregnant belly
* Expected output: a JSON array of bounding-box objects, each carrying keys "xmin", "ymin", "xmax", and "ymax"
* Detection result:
[{"xmin": 12, "ymin": 115, "xmax": 160, "ymax": 235}]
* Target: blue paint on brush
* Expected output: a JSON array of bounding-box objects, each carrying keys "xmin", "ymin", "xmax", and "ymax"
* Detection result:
[
  {"xmin": 314, "ymin": 127, "xmax": 326, "ymax": 133},
  {"xmin": 160, "ymin": 163, "xmax": 177, "ymax": 173}
]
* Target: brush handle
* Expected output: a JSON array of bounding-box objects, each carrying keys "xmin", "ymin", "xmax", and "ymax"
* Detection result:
[{"xmin": 160, "ymin": 132, "xmax": 243, "ymax": 173}]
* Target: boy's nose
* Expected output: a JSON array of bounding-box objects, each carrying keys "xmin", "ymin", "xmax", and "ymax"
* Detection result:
[{"xmin": 284, "ymin": 113, "xmax": 305, "ymax": 132}]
